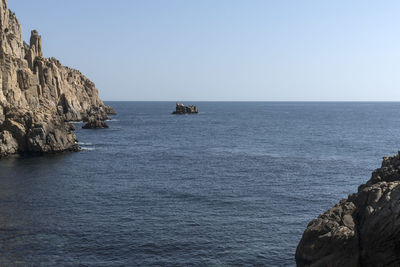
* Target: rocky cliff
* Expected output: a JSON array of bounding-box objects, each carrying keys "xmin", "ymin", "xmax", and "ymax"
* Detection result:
[
  {"xmin": 296, "ymin": 151, "xmax": 400, "ymax": 266},
  {"xmin": 0, "ymin": 0, "xmax": 114, "ymax": 157}
]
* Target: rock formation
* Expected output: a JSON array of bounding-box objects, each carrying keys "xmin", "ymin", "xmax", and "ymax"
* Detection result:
[
  {"xmin": 0, "ymin": 0, "xmax": 114, "ymax": 157},
  {"xmin": 82, "ymin": 117, "xmax": 109, "ymax": 129},
  {"xmin": 296, "ymin": 151, "xmax": 400, "ymax": 266},
  {"xmin": 172, "ymin": 103, "xmax": 198, "ymax": 114}
]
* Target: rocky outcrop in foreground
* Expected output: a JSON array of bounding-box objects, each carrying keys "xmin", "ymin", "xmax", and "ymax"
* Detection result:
[
  {"xmin": 296, "ymin": 151, "xmax": 400, "ymax": 266},
  {"xmin": 172, "ymin": 103, "xmax": 198, "ymax": 114},
  {"xmin": 0, "ymin": 0, "xmax": 113, "ymax": 157}
]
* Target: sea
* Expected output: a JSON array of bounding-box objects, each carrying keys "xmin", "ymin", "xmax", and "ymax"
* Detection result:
[{"xmin": 0, "ymin": 102, "xmax": 399, "ymax": 266}]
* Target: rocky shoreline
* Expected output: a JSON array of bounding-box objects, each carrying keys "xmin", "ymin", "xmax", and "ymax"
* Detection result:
[
  {"xmin": 0, "ymin": 0, "xmax": 113, "ymax": 157},
  {"xmin": 296, "ymin": 151, "xmax": 400, "ymax": 266}
]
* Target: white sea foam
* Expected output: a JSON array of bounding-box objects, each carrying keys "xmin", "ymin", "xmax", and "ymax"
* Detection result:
[
  {"xmin": 80, "ymin": 147, "xmax": 95, "ymax": 151},
  {"xmin": 78, "ymin": 142, "xmax": 92, "ymax": 146}
]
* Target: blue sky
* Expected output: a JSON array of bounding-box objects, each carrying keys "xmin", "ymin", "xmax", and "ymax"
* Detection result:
[{"xmin": 8, "ymin": 0, "xmax": 400, "ymax": 101}]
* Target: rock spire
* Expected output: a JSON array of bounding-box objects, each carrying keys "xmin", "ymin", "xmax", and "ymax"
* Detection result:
[{"xmin": 0, "ymin": 0, "xmax": 114, "ymax": 157}]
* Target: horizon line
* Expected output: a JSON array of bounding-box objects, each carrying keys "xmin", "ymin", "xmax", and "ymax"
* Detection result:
[{"xmin": 102, "ymin": 100, "xmax": 400, "ymax": 102}]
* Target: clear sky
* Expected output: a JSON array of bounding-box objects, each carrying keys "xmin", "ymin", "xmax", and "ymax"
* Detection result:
[{"xmin": 8, "ymin": 0, "xmax": 400, "ymax": 101}]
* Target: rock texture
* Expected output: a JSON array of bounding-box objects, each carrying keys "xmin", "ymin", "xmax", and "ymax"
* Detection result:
[
  {"xmin": 0, "ymin": 0, "xmax": 113, "ymax": 157},
  {"xmin": 296, "ymin": 151, "xmax": 400, "ymax": 267},
  {"xmin": 172, "ymin": 102, "xmax": 198, "ymax": 114},
  {"xmin": 82, "ymin": 117, "xmax": 109, "ymax": 129}
]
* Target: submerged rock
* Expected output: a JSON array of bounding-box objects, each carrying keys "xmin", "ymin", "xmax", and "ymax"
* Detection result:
[
  {"xmin": 172, "ymin": 103, "xmax": 198, "ymax": 114},
  {"xmin": 0, "ymin": 0, "xmax": 113, "ymax": 157},
  {"xmin": 296, "ymin": 151, "xmax": 400, "ymax": 266}
]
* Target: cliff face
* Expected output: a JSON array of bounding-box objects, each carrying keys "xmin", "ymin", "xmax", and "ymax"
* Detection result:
[
  {"xmin": 0, "ymin": 0, "xmax": 113, "ymax": 157},
  {"xmin": 296, "ymin": 152, "xmax": 400, "ymax": 266}
]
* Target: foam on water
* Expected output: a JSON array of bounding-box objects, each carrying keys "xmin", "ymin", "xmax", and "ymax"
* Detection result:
[
  {"xmin": 80, "ymin": 147, "xmax": 95, "ymax": 151},
  {"xmin": 78, "ymin": 142, "xmax": 92, "ymax": 146}
]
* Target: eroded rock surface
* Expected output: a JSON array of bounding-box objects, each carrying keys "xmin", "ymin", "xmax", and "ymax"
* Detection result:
[
  {"xmin": 0, "ymin": 0, "xmax": 113, "ymax": 157},
  {"xmin": 172, "ymin": 102, "xmax": 198, "ymax": 114},
  {"xmin": 296, "ymin": 152, "xmax": 400, "ymax": 267},
  {"xmin": 82, "ymin": 117, "xmax": 109, "ymax": 129}
]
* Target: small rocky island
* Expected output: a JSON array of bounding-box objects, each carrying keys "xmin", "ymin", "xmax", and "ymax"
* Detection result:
[
  {"xmin": 296, "ymin": 151, "xmax": 400, "ymax": 266},
  {"xmin": 172, "ymin": 103, "xmax": 198, "ymax": 114},
  {"xmin": 0, "ymin": 0, "xmax": 113, "ymax": 157}
]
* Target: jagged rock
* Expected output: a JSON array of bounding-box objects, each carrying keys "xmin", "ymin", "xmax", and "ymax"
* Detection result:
[
  {"xmin": 0, "ymin": 129, "xmax": 18, "ymax": 156},
  {"xmin": 296, "ymin": 151, "xmax": 400, "ymax": 266},
  {"xmin": 0, "ymin": 0, "xmax": 112, "ymax": 157},
  {"xmin": 0, "ymin": 106, "xmax": 79, "ymax": 156},
  {"xmin": 105, "ymin": 105, "xmax": 116, "ymax": 115},
  {"xmin": 82, "ymin": 117, "xmax": 109, "ymax": 129},
  {"xmin": 83, "ymin": 105, "xmax": 109, "ymax": 121},
  {"xmin": 172, "ymin": 102, "xmax": 198, "ymax": 114}
]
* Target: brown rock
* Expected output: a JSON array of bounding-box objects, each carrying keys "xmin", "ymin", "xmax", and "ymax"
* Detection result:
[
  {"xmin": 0, "ymin": 0, "xmax": 113, "ymax": 157},
  {"xmin": 296, "ymin": 151, "xmax": 400, "ymax": 266},
  {"xmin": 105, "ymin": 105, "xmax": 116, "ymax": 115},
  {"xmin": 172, "ymin": 102, "xmax": 198, "ymax": 114},
  {"xmin": 82, "ymin": 117, "xmax": 109, "ymax": 129},
  {"xmin": 0, "ymin": 130, "xmax": 18, "ymax": 156}
]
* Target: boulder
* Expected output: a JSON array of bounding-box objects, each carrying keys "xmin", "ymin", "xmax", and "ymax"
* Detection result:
[
  {"xmin": 82, "ymin": 117, "xmax": 109, "ymax": 129},
  {"xmin": 172, "ymin": 102, "xmax": 198, "ymax": 114},
  {"xmin": 0, "ymin": 106, "xmax": 79, "ymax": 157},
  {"xmin": 296, "ymin": 151, "xmax": 400, "ymax": 266},
  {"xmin": 0, "ymin": 130, "xmax": 18, "ymax": 156},
  {"xmin": 105, "ymin": 105, "xmax": 116, "ymax": 115}
]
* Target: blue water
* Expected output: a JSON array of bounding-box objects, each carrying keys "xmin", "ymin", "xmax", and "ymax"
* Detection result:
[{"xmin": 0, "ymin": 102, "xmax": 400, "ymax": 266}]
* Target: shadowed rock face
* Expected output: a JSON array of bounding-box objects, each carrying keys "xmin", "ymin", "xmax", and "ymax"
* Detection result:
[
  {"xmin": 172, "ymin": 103, "xmax": 198, "ymax": 114},
  {"xmin": 0, "ymin": 0, "xmax": 113, "ymax": 157},
  {"xmin": 296, "ymin": 152, "xmax": 400, "ymax": 267},
  {"xmin": 82, "ymin": 117, "xmax": 109, "ymax": 129}
]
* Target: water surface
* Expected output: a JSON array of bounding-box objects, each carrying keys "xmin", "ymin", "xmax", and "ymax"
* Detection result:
[{"xmin": 1, "ymin": 102, "xmax": 399, "ymax": 266}]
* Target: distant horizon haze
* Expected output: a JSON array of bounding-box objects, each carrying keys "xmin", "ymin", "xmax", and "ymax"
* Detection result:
[{"xmin": 8, "ymin": 0, "xmax": 400, "ymax": 101}]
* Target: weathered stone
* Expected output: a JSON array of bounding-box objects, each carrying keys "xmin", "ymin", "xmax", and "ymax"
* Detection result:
[
  {"xmin": 82, "ymin": 117, "xmax": 109, "ymax": 129},
  {"xmin": 105, "ymin": 105, "xmax": 116, "ymax": 115},
  {"xmin": 296, "ymin": 151, "xmax": 400, "ymax": 266},
  {"xmin": 0, "ymin": 129, "xmax": 18, "ymax": 156},
  {"xmin": 172, "ymin": 102, "xmax": 198, "ymax": 114},
  {"xmin": 0, "ymin": 0, "xmax": 112, "ymax": 157}
]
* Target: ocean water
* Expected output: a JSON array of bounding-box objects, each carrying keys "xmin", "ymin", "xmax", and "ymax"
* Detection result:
[{"xmin": 0, "ymin": 102, "xmax": 400, "ymax": 266}]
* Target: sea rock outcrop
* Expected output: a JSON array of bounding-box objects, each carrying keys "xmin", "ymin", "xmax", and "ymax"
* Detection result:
[
  {"xmin": 296, "ymin": 151, "xmax": 400, "ymax": 266},
  {"xmin": 0, "ymin": 0, "xmax": 113, "ymax": 157},
  {"xmin": 82, "ymin": 117, "xmax": 109, "ymax": 129},
  {"xmin": 172, "ymin": 103, "xmax": 198, "ymax": 114},
  {"xmin": 104, "ymin": 105, "xmax": 116, "ymax": 115}
]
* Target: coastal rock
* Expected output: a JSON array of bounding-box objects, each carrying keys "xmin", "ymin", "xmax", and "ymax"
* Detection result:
[
  {"xmin": 172, "ymin": 102, "xmax": 198, "ymax": 114},
  {"xmin": 0, "ymin": 0, "xmax": 112, "ymax": 157},
  {"xmin": 0, "ymin": 130, "xmax": 18, "ymax": 156},
  {"xmin": 82, "ymin": 117, "xmax": 109, "ymax": 129},
  {"xmin": 105, "ymin": 105, "xmax": 116, "ymax": 115},
  {"xmin": 296, "ymin": 151, "xmax": 400, "ymax": 266},
  {"xmin": 0, "ymin": 106, "xmax": 79, "ymax": 155}
]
